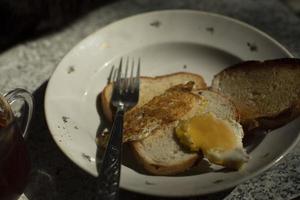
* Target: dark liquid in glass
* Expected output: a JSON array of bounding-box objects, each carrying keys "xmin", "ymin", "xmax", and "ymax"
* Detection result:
[{"xmin": 0, "ymin": 122, "xmax": 30, "ymax": 200}]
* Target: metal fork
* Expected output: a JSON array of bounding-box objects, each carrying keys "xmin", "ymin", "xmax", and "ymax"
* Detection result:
[{"xmin": 97, "ymin": 57, "xmax": 140, "ymax": 200}]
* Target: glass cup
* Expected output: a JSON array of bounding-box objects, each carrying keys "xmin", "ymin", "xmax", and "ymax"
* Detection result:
[{"xmin": 0, "ymin": 89, "xmax": 33, "ymax": 200}]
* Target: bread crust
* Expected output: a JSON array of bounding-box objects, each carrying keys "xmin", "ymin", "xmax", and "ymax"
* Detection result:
[{"xmin": 214, "ymin": 58, "xmax": 300, "ymax": 74}]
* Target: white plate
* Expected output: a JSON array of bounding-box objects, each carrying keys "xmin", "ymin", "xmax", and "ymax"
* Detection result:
[{"xmin": 45, "ymin": 10, "xmax": 300, "ymax": 197}]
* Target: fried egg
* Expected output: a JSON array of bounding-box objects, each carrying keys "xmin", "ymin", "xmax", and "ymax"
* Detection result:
[{"xmin": 175, "ymin": 112, "xmax": 249, "ymax": 170}]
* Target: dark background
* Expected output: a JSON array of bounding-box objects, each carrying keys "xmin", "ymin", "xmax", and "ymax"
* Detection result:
[
  {"xmin": 0, "ymin": 0, "xmax": 115, "ymax": 52},
  {"xmin": 0, "ymin": 0, "xmax": 299, "ymax": 53}
]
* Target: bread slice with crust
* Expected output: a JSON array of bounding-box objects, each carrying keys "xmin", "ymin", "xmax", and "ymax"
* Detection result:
[
  {"xmin": 130, "ymin": 88, "xmax": 239, "ymax": 175},
  {"xmin": 131, "ymin": 122, "xmax": 199, "ymax": 175},
  {"xmin": 211, "ymin": 58, "xmax": 300, "ymax": 130},
  {"xmin": 101, "ymin": 72, "xmax": 207, "ymax": 122}
]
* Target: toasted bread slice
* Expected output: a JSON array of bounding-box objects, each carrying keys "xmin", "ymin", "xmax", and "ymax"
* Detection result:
[
  {"xmin": 211, "ymin": 58, "xmax": 300, "ymax": 130},
  {"xmin": 101, "ymin": 72, "xmax": 207, "ymax": 122},
  {"xmin": 131, "ymin": 89, "xmax": 239, "ymax": 175}
]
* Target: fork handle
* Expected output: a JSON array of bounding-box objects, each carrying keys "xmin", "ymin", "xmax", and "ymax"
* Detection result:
[{"xmin": 97, "ymin": 108, "xmax": 124, "ymax": 200}]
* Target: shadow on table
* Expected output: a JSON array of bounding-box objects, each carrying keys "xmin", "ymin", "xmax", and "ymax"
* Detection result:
[
  {"xmin": 24, "ymin": 82, "xmax": 233, "ymax": 200},
  {"xmin": 0, "ymin": 0, "xmax": 117, "ymax": 53}
]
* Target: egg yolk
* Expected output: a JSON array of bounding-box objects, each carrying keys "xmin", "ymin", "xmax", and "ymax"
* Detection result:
[{"xmin": 175, "ymin": 113, "xmax": 237, "ymax": 153}]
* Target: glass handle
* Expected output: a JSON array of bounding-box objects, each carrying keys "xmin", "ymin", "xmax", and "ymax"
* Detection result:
[{"xmin": 4, "ymin": 88, "xmax": 34, "ymax": 138}]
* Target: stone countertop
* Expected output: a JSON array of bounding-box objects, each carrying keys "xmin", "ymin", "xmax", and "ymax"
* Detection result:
[{"xmin": 0, "ymin": 0, "xmax": 300, "ymax": 199}]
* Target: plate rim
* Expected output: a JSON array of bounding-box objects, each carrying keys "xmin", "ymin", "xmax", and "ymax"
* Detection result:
[{"xmin": 44, "ymin": 9, "xmax": 299, "ymax": 197}]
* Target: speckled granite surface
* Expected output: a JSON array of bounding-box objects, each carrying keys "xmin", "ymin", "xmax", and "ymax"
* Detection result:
[{"xmin": 0, "ymin": 0, "xmax": 300, "ymax": 199}]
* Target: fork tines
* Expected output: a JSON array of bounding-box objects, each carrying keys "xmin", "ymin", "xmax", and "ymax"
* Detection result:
[{"xmin": 111, "ymin": 57, "xmax": 140, "ymax": 93}]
